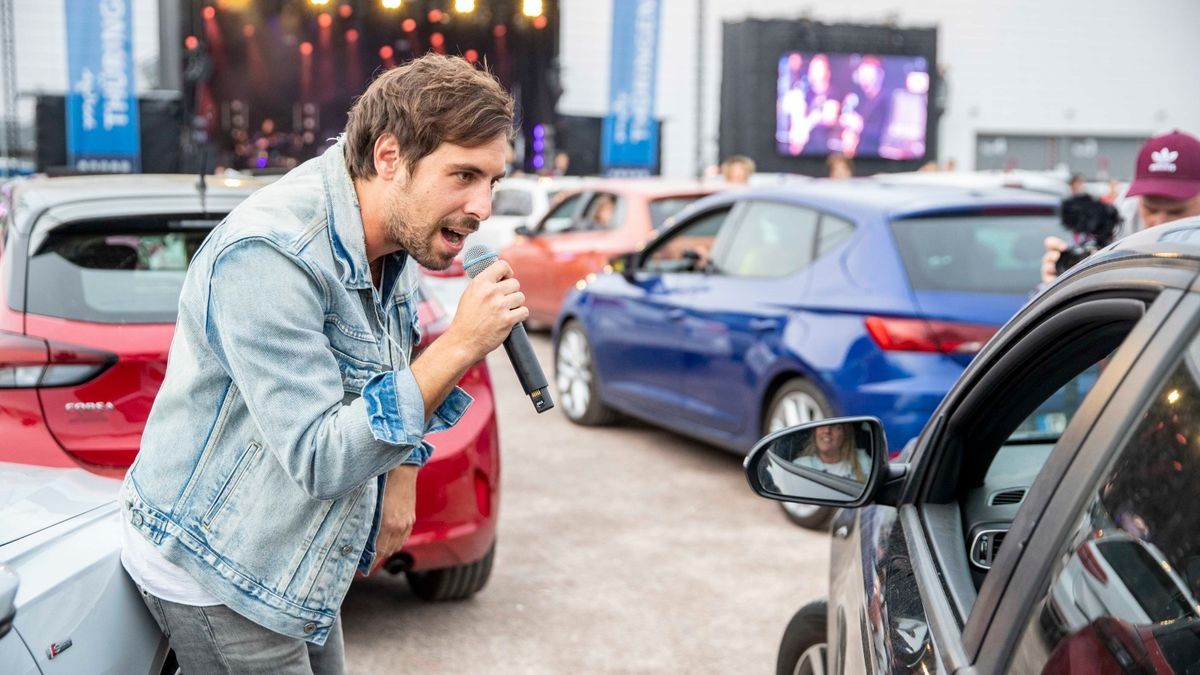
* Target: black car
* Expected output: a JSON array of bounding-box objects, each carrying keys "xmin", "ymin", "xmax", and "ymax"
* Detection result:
[{"xmin": 746, "ymin": 216, "xmax": 1200, "ymax": 674}]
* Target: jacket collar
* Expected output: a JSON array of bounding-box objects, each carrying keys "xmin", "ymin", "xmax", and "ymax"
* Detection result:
[{"xmin": 320, "ymin": 137, "xmax": 407, "ymax": 291}]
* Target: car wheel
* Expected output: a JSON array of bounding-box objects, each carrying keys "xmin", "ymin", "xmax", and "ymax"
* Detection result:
[
  {"xmin": 555, "ymin": 321, "xmax": 617, "ymax": 426},
  {"xmin": 405, "ymin": 543, "xmax": 495, "ymax": 602},
  {"xmin": 777, "ymin": 600, "xmax": 828, "ymax": 675},
  {"xmin": 765, "ymin": 379, "xmax": 834, "ymax": 530}
]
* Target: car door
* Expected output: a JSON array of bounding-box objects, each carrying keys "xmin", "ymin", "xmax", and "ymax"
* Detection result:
[
  {"xmin": 586, "ymin": 205, "xmax": 738, "ymax": 422},
  {"xmin": 505, "ymin": 192, "xmax": 585, "ymax": 321},
  {"xmin": 546, "ymin": 191, "xmax": 630, "ymax": 317},
  {"xmin": 675, "ymin": 200, "xmax": 822, "ymax": 445},
  {"xmin": 967, "ymin": 288, "xmax": 1200, "ymax": 673},
  {"xmin": 828, "ymin": 263, "xmax": 1190, "ymax": 675}
]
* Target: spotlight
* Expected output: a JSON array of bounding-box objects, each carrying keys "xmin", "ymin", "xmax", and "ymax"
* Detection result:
[
  {"xmin": 309, "ymin": 0, "xmax": 330, "ymax": 6},
  {"xmin": 402, "ymin": 18, "xmax": 416, "ymax": 32},
  {"xmin": 318, "ymin": 13, "xmax": 332, "ymax": 27},
  {"xmin": 533, "ymin": 15, "xmax": 547, "ymax": 29},
  {"xmin": 454, "ymin": 0, "xmax": 475, "ymax": 13},
  {"xmin": 299, "ymin": 41, "xmax": 314, "ymax": 55},
  {"xmin": 465, "ymin": 49, "xmax": 478, "ymax": 62},
  {"xmin": 379, "ymin": 45, "xmax": 394, "ymax": 59},
  {"xmin": 428, "ymin": 9, "xmax": 443, "ymax": 22},
  {"xmin": 522, "ymin": 0, "xmax": 543, "ymax": 18},
  {"xmin": 338, "ymin": 3, "xmax": 353, "ymax": 18},
  {"xmin": 380, "ymin": 0, "xmax": 401, "ymax": 9},
  {"xmin": 202, "ymin": 6, "xmax": 216, "ymax": 20},
  {"xmin": 242, "ymin": 24, "xmax": 255, "ymax": 38},
  {"xmin": 430, "ymin": 32, "xmax": 444, "ymax": 47},
  {"xmin": 346, "ymin": 28, "xmax": 359, "ymax": 41},
  {"xmin": 184, "ymin": 35, "xmax": 199, "ymax": 50},
  {"xmin": 492, "ymin": 24, "xmax": 507, "ymax": 38}
]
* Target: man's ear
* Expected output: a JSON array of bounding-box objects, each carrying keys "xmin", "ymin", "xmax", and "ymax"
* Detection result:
[{"xmin": 373, "ymin": 134, "xmax": 404, "ymax": 180}]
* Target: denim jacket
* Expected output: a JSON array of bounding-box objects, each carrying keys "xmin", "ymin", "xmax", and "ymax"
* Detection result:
[{"xmin": 121, "ymin": 138, "xmax": 471, "ymax": 645}]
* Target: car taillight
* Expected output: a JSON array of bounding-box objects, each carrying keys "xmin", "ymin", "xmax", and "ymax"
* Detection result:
[
  {"xmin": 0, "ymin": 331, "xmax": 117, "ymax": 388},
  {"xmin": 864, "ymin": 316, "xmax": 998, "ymax": 355},
  {"xmin": 1078, "ymin": 543, "xmax": 1109, "ymax": 585}
]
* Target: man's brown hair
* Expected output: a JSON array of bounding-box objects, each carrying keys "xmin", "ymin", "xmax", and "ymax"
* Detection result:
[{"xmin": 344, "ymin": 54, "xmax": 515, "ymax": 180}]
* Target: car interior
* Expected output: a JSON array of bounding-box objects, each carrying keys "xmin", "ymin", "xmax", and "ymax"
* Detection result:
[{"xmin": 915, "ymin": 294, "xmax": 1153, "ymax": 623}]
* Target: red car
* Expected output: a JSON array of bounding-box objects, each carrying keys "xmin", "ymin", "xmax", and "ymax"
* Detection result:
[{"xmin": 0, "ymin": 175, "xmax": 499, "ymax": 600}]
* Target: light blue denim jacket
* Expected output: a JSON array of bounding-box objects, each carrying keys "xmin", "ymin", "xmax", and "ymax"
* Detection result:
[{"xmin": 121, "ymin": 138, "xmax": 471, "ymax": 644}]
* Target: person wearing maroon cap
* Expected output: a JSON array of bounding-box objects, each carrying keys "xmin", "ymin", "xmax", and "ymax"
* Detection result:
[{"xmin": 1041, "ymin": 129, "xmax": 1200, "ymax": 284}]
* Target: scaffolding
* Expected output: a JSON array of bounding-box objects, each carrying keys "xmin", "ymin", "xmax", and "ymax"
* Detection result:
[{"xmin": 0, "ymin": 0, "xmax": 16, "ymax": 173}]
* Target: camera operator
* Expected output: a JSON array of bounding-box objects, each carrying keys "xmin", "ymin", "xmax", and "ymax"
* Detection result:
[{"xmin": 1042, "ymin": 129, "xmax": 1200, "ymax": 284}]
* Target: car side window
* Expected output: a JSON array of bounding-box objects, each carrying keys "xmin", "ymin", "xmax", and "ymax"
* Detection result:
[
  {"xmin": 643, "ymin": 207, "xmax": 733, "ymax": 274},
  {"xmin": 491, "ymin": 188, "xmax": 533, "ymax": 217},
  {"xmin": 1010, "ymin": 338, "xmax": 1200, "ymax": 672},
  {"xmin": 581, "ymin": 193, "xmax": 624, "ymax": 231},
  {"xmin": 538, "ymin": 194, "xmax": 584, "ymax": 234},
  {"xmin": 717, "ymin": 201, "xmax": 818, "ymax": 278},
  {"xmin": 816, "ymin": 214, "xmax": 855, "ymax": 257}
]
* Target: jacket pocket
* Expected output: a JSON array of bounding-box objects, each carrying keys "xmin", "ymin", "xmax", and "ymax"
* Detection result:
[{"xmin": 201, "ymin": 441, "xmax": 263, "ymax": 528}]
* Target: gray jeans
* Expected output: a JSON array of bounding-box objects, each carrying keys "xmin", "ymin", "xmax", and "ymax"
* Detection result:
[{"xmin": 136, "ymin": 585, "xmax": 345, "ymax": 675}]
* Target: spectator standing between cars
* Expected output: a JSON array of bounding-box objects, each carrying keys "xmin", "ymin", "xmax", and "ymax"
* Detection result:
[
  {"xmin": 1043, "ymin": 129, "xmax": 1200, "ymax": 284},
  {"xmin": 1069, "ymin": 173, "xmax": 1087, "ymax": 196},
  {"xmin": 827, "ymin": 152, "xmax": 854, "ymax": 179},
  {"xmin": 720, "ymin": 155, "xmax": 755, "ymax": 184},
  {"xmin": 119, "ymin": 55, "xmax": 524, "ymax": 673}
]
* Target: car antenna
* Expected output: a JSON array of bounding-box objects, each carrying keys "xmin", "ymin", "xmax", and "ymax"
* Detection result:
[{"xmin": 196, "ymin": 147, "xmax": 208, "ymax": 213}]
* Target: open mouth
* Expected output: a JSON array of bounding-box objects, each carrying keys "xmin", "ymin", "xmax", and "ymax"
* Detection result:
[{"xmin": 440, "ymin": 227, "xmax": 473, "ymax": 248}]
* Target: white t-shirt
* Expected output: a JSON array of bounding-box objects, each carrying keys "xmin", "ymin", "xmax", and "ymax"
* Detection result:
[
  {"xmin": 121, "ymin": 518, "xmax": 220, "ymax": 606},
  {"xmin": 793, "ymin": 448, "xmax": 872, "ymax": 480}
]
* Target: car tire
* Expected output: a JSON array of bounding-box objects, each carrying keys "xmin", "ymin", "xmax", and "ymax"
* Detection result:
[
  {"xmin": 764, "ymin": 379, "xmax": 835, "ymax": 531},
  {"xmin": 776, "ymin": 600, "xmax": 828, "ymax": 675},
  {"xmin": 405, "ymin": 543, "xmax": 495, "ymax": 602},
  {"xmin": 555, "ymin": 321, "xmax": 617, "ymax": 426}
]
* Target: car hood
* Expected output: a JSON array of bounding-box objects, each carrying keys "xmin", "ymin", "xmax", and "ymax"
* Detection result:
[{"xmin": 0, "ymin": 462, "xmax": 121, "ymax": 546}]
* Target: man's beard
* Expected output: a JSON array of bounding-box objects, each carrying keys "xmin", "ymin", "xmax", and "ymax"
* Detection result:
[{"xmin": 383, "ymin": 191, "xmax": 478, "ymax": 270}]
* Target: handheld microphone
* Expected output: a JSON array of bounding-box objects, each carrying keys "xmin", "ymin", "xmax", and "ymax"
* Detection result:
[{"xmin": 463, "ymin": 245, "xmax": 554, "ymax": 414}]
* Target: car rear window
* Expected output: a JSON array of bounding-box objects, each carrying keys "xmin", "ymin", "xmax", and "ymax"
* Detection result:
[
  {"xmin": 649, "ymin": 196, "xmax": 702, "ymax": 231},
  {"xmin": 27, "ymin": 215, "xmax": 220, "ymax": 324},
  {"xmin": 890, "ymin": 213, "xmax": 1068, "ymax": 294},
  {"xmin": 492, "ymin": 188, "xmax": 533, "ymax": 217}
]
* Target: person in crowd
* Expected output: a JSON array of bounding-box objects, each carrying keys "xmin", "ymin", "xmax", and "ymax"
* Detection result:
[
  {"xmin": 1069, "ymin": 173, "xmax": 1087, "ymax": 196},
  {"xmin": 1042, "ymin": 129, "xmax": 1200, "ymax": 284},
  {"xmin": 119, "ymin": 55, "xmax": 523, "ymax": 673},
  {"xmin": 720, "ymin": 155, "xmax": 756, "ymax": 185},
  {"xmin": 942, "ymin": 157, "xmax": 958, "ymax": 172},
  {"xmin": 790, "ymin": 423, "xmax": 871, "ymax": 482},
  {"xmin": 552, "ymin": 150, "xmax": 571, "ymax": 176},
  {"xmin": 1100, "ymin": 178, "xmax": 1122, "ymax": 205},
  {"xmin": 589, "ymin": 194, "xmax": 616, "ymax": 228},
  {"xmin": 827, "ymin": 152, "xmax": 854, "ymax": 179}
]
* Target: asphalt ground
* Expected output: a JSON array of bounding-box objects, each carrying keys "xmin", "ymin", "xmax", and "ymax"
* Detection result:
[{"xmin": 342, "ymin": 331, "xmax": 830, "ymax": 674}]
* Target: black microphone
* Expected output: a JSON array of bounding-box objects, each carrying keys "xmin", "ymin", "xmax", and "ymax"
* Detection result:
[{"xmin": 463, "ymin": 245, "xmax": 554, "ymax": 414}]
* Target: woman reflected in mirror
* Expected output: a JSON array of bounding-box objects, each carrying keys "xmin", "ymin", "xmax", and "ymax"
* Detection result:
[{"xmin": 792, "ymin": 423, "xmax": 870, "ymax": 482}]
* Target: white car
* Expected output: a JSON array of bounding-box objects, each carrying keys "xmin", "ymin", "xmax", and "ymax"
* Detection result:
[
  {"xmin": 0, "ymin": 463, "xmax": 168, "ymax": 674},
  {"xmin": 471, "ymin": 176, "xmax": 579, "ymax": 253}
]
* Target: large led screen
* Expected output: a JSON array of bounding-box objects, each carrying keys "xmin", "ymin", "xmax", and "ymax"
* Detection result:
[{"xmin": 776, "ymin": 52, "xmax": 930, "ymax": 160}]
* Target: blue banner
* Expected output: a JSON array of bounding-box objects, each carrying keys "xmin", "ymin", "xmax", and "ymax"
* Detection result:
[
  {"xmin": 65, "ymin": 0, "xmax": 140, "ymax": 173},
  {"xmin": 601, "ymin": 0, "xmax": 660, "ymax": 175}
]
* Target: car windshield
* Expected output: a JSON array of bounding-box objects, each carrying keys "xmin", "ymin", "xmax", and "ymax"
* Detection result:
[
  {"xmin": 27, "ymin": 215, "xmax": 219, "ymax": 324},
  {"xmin": 649, "ymin": 196, "xmax": 703, "ymax": 231},
  {"xmin": 891, "ymin": 213, "xmax": 1070, "ymax": 294}
]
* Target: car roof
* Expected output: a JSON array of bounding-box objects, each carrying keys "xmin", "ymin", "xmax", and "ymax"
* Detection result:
[
  {"xmin": 699, "ymin": 178, "xmax": 1061, "ymax": 221},
  {"xmin": 10, "ymin": 173, "xmax": 272, "ymax": 215},
  {"xmin": 1082, "ymin": 215, "xmax": 1200, "ymax": 269},
  {"xmin": 569, "ymin": 178, "xmax": 716, "ymax": 199}
]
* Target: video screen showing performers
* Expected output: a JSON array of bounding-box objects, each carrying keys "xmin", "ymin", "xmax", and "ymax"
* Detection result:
[{"xmin": 776, "ymin": 52, "xmax": 930, "ymax": 161}]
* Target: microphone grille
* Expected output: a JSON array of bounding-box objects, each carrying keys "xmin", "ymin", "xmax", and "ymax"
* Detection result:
[{"xmin": 463, "ymin": 245, "xmax": 498, "ymax": 279}]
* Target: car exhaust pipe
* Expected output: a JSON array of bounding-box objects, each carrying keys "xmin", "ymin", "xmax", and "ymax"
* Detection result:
[{"xmin": 383, "ymin": 552, "xmax": 413, "ymax": 575}]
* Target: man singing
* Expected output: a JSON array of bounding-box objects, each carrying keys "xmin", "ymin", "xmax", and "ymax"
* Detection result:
[{"xmin": 120, "ymin": 55, "xmax": 525, "ymax": 673}]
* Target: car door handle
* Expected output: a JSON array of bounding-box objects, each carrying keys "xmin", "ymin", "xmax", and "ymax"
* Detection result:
[
  {"xmin": 667, "ymin": 309, "xmax": 685, "ymax": 321},
  {"xmin": 749, "ymin": 318, "xmax": 776, "ymax": 332}
]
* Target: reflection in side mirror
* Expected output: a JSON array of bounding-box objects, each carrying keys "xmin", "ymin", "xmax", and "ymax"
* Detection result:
[{"xmin": 744, "ymin": 417, "xmax": 885, "ymax": 507}]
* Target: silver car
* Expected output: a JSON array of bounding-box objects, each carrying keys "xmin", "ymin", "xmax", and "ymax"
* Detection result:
[{"xmin": 0, "ymin": 462, "xmax": 168, "ymax": 674}]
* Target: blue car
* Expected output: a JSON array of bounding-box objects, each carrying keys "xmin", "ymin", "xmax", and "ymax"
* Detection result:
[{"xmin": 551, "ymin": 179, "xmax": 1068, "ymax": 528}]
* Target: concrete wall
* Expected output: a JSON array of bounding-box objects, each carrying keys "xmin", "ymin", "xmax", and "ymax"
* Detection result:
[{"xmin": 558, "ymin": 0, "xmax": 1200, "ymax": 177}]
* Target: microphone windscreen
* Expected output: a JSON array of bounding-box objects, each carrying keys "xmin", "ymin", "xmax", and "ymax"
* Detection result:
[{"xmin": 463, "ymin": 245, "xmax": 499, "ymax": 279}]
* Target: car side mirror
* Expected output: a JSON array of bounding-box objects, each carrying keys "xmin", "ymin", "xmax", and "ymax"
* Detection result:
[
  {"xmin": 609, "ymin": 251, "xmax": 639, "ymax": 282},
  {"xmin": 0, "ymin": 565, "xmax": 18, "ymax": 640},
  {"xmin": 514, "ymin": 224, "xmax": 534, "ymax": 238},
  {"xmin": 744, "ymin": 416, "xmax": 887, "ymax": 508}
]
